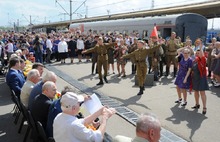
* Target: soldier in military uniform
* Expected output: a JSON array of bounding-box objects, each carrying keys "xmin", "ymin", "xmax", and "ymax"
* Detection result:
[
  {"xmin": 159, "ymin": 38, "xmax": 166, "ymax": 77},
  {"xmin": 128, "ymin": 38, "xmax": 138, "ymax": 74},
  {"xmin": 91, "ymin": 36, "xmax": 99, "ymax": 74},
  {"xmin": 165, "ymin": 32, "xmax": 180, "ymax": 77},
  {"xmin": 149, "ymin": 36, "xmax": 164, "ymax": 81},
  {"xmin": 122, "ymin": 40, "xmax": 160, "ymax": 95},
  {"xmin": 82, "ymin": 37, "xmax": 114, "ymax": 85}
]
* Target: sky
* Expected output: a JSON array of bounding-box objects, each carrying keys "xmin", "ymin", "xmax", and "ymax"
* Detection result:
[{"xmin": 0, "ymin": 0, "xmax": 219, "ymax": 29}]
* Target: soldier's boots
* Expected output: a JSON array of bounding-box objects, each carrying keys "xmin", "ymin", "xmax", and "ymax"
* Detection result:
[
  {"xmin": 92, "ymin": 64, "xmax": 98, "ymax": 74},
  {"xmin": 92, "ymin": 65, "xmax": 95, "ymax": 75},
  {"xmin": 159, "ymin": 65, "xmax": 163, "ymax": 77},
  {"xmin": 131, "ymin": 64, "xmax": 136, "ymax": 74},
  {"xmin": 137, "ymin": 86, "xmax": 144, "ymax": 95},
  {"xmin": 165, "ymin": 67, "xmax": 169, "ymax": 76},
  {"xmin": 104, "ymin": 76, "xmax": 108, "ymax": 83},
  {"xmin": 142, "ymin": 86, "xmax": 145, "ymax": 91},
  {"xmin": 173, "ymin": 67, "xmax": 177, "ymax": 77},
  {"xmin": 96, "ymin": 79, "xmax": 104, "ymax": 86}
]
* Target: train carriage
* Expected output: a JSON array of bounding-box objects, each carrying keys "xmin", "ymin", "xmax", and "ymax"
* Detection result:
[{"xmin": 69, "ymin": 13, "xmax": 207, "ymax": 43}]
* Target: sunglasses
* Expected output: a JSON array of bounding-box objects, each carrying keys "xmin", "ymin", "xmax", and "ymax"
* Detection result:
[{"xmin": 79, "ymin": 101, "xmax": 84, "ymax": 106}]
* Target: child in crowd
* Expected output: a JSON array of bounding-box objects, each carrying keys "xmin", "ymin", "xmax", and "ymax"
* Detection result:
[{"xmin": 28, "ymin": 52, "xmax": 35, "ymax": 63}]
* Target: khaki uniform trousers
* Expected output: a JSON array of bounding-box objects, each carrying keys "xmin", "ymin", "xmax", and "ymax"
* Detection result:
[
  {"xmin": 97, "ymin": 55, "xmax": 108, "ymax": 79},
  {"xmin": 166, "ymin": 55, "xmax": 178, "ymax": 67},
  {"xmin": 136, "ymin": 62, "xmax": 147, "ymax": 87}
]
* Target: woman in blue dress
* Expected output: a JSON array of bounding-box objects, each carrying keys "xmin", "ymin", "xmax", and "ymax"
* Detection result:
[{"xmin": 174, "ymin": 48, "xmax": 192, "ymax": 106}]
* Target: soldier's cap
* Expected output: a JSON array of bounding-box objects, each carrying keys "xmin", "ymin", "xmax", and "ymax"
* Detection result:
[
  {"xmin": 61, "ymin": 92, "xmax": 84, "ymax": 108},
  {"xmin": 171, "ymin": 32, "xmax": 176, "ymax": 34},
  {"xmin": 138, "ymin": 40, "xmax": 145, "ymax": 44}
]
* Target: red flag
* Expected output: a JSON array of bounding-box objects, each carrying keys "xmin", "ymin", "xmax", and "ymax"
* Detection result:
[{"xmin": 150, "ymin": 26, "xmax": 158, "ymax": 39}]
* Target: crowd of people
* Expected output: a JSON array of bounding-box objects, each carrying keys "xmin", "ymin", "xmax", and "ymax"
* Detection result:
[
  {"xmin": 0, "ymin": 30, "xmax": 219, "ymax": 84},
  {"xmin": 1, "ymin": 29, "xmax": 220, "ymax": 141}
]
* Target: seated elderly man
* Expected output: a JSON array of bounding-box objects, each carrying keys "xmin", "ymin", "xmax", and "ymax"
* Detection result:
[
  {"xmin": 53, "ymin": 92, "xmax": 116, "ymax": 142},
  {"xmin": 113, "ymin": 113, "xmax": 161, "ymax": 142},
  {"xmin": 28, "ymin": 71, "xmax": 57, "ymax": 109},
  {"xmin": 30, "ymin": 81, "xmax": 57, "ymax": 129},
  {"xmin": 46, "ymin": 86, "xmax": 90, "ymax": 137},
  {"xmin": 20, "ymin": 69, "xmax": 41, "ymax": 107}
]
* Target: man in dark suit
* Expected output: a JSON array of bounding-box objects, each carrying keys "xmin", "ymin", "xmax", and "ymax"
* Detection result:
[
  {"xmin": 6, "ymin": 56, "xmax": 25, "ymax": 98},
  {"xmin": 30, "ymin": 81, "xmax": 57, "ymax": 130},
  {"xmin": 20, "ymin": 47, "xmax": 28, "ymax": 61}
]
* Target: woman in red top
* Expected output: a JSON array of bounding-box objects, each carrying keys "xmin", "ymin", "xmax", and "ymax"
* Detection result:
[{"xmin": 191, "ymin": 43, "xmax": 209, "ymax": 114}]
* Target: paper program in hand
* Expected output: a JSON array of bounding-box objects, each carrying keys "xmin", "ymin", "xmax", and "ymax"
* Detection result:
[{"xmin": 83, "ymin": 93, "xmax": 103, "ymax": 114}]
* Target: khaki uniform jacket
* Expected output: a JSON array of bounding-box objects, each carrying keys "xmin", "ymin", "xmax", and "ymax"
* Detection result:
[
  {"xmin": 128, "ymin": 43, "xmax": 138, "ymax": 63},
  {"xmin": 122, "ymin": 45, "xmax": 160, "ymax": 65},
  {"xmin": 149, "ymin": 42, "xmax": 164, "ymax": 59},
  {"xmin": 84, "ymin": 43, "xmax": 114, "ymax": 61},
  {"xmin": 166, "ymin": 39, "xmax": 180, "ymax": 56}
]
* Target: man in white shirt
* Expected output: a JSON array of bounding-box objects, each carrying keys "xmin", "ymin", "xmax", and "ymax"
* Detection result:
[
  {"xmin": 125, "ymin": 35, "xmax": 131, "ymax": 46},
  {"xmin": 58, "ymin": 37, "xmax": 68, "ymax": 64},
  {"xmin": 7, "ymin": 39, "xmax": 14, "ymax": 59},
  {"xmin": 53, "ymin": 92, "xmax": 115, "ymax": 142},
  {"xmin": 76, "ymin": 36, "xmax": 84, "ymax": 62},
  {"xmin": 46, "ymin": 36, "xmax": 53, "ymax": 63}
]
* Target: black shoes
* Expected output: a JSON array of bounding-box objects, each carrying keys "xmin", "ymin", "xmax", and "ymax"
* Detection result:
[
  {"xmin": 175, "ymin": 98, "xmax": 187, "ymax": 106},
  {"xmin": 202, "ymin": 108, "xmax": 207, "ymax": 115},
  {"xmin": 175, "ymin": 98, "xmax": 182, "ymax": 103},
  {"xmin": 96, "ymin": 79, "xmax": 104, "ymax": 86},
  {"xmin": 137, "ymin": 91, "xmax": 143, "ymax": 96},
  {"xmin": 137, "ymin": 86, "xmax": 144, "ymax": 96},
  {"xmin": 191, "ymin": 104, "xmax": 200, "ymax": 109},
  {"xmin": 104, "ymin": 76, "xmax": 108, "ymax": 83},
  {"xmin": 181, "ymin": 101, "xmax": 187, "ymax": 106},
  {"xmin": 121, "ymin": 74, "xmax": 126, "ymax": 78},
  {"xmin": 97, "ymin": 77, "xmax": 108, "ymax": 85},
  {"xmin": 192, "ymin": 105, "xmax": 207, "ymax": 114}
]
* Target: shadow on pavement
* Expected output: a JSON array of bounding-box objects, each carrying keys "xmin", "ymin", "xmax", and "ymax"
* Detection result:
[
  {"xmin": 111, "ymin": 95, "xmax": 150, "ymax": 110},
  {"xmin": 0, "ymin": 75, "xmax": 29, "ymax": 142},
  {"xmin": 0, "ymin": 76, "xmax": 12, "ymax": 106},
  {"xmin": 166, "ymin": 104, "xmax": 207, "ymax": 141},
  {"xmin": 209, "ymin": 86, "xmax": 220, "ymax": 98},
  {"xmin": 159, "ymin": 76, "xmax": 175, "ymax": 85},
  {"xmin": 78, "ymin": 74, "xmax": 95, "ymax": 81}
]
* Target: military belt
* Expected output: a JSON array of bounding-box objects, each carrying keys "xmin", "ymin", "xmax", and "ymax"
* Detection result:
[
  {"xmin": 168, "ymin": 50, "xmax": 177, "ymax": 52},
  {"xmin": 136, "ymin": 60, "xmax": 145, "ymax": 63},
  {"xmin": 99, "ymin": 53, "xmax": 107, "ymax": 56}
]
